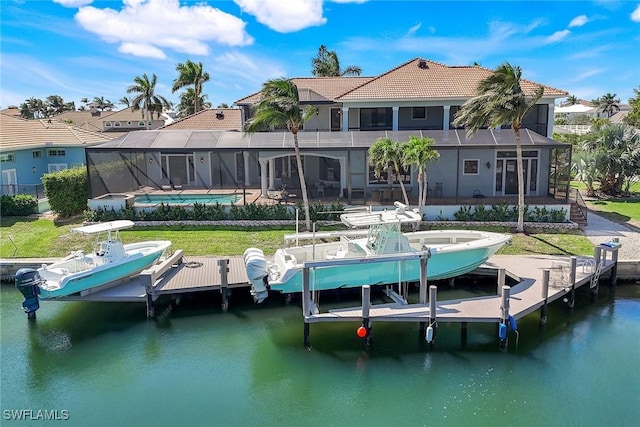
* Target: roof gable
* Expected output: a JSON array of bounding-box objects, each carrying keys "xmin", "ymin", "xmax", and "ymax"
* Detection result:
[{"xmin": 337, "ymin": 58, "xmax": 568, "ymax": 101}]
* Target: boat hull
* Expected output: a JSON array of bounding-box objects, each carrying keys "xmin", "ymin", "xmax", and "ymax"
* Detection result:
[
  {"xmin": 264, "ymin": 230, "xmax": 510, "ymax": 295},
  {"xmin": 38, "ymin": 241, "xmax": 171, "ymax": 299}
]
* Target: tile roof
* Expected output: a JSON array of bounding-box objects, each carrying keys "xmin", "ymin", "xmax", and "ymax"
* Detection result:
[
  {"xmin": 0, "ymin": 113, "xmax": 115, "ymax": 151},
  {"xmin": 235, "ymin": 76, "xmax": 374, "ymax": 105},
  {"xmin": 51, "ymin": 111, "xmax": 109, "ymax": 133},
  {"xmin": 337, "ymin": 58, "xmax": 568, "ymax": 100},
  {"xmin": 161, "ymin": 108, "xmax": 243, "ymax": 130}
]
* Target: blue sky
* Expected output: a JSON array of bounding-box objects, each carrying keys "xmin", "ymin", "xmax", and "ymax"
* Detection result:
[{"xmin": 1, "ymin": 0, "xmax": 639, "ymax": 110}]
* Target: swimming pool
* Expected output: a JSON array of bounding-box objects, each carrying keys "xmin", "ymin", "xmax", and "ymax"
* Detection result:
[{"xmin": 134, "ymin": 193, "xmax": 241, "ymax": 205}]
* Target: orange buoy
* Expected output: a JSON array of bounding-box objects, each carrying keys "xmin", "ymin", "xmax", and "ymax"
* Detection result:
[{"xmin": 356, "ymin": 326, "xmax": 367, "ymax": 338}]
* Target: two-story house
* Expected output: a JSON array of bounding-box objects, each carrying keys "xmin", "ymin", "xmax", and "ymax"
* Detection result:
[{"xmin": 85, "ymin": 58, "xmax": 571, "ymax": 204}]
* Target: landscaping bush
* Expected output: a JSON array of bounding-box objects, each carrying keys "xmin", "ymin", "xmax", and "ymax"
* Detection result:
[
  {"xmin": 0, "ymin": 194, "xmax": 37, "ymax": 216},
  {"xmin": 42, "ymin": 167, "xmax": 88, "ymax": 217},
  {"xmin": 453, "ymin": 204, "xmax": 567, "ymax": 223},
  {"xmin": 84, "ymin": 201, "xmax": 300, "ymax": 222}
]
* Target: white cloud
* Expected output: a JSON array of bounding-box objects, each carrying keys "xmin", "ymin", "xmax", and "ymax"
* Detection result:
[
  {"xmin": 546, "ymin": 29, "xmax": 571, "ymax": 43},
  {"xmin": 632, "ymin": 5, "xmax": 640, "ymax": 22},
  {"xmin": 569, "ymin": 15, "xmax": 589, "ymax": 27},
  {"xmin": 74, "ymin": 0, "xmax": 253, "ymax": 59},
  {"xmin": 119, "ymin": 42, "xmax": 166, "ymax": 59},
  {"xmin": 234, "ymin": 0, "xmax": 327, "ymax": 33},
  {"xmin": 52, "ymin": 0, "xmax": 93, "ymax": 7},
  {"xmin": 572, "ymin": 68, "xmax": 606, "ymax": 82},
  {"xmin": 406, "ymin": 22, "xmax": 421, "ymax": 37}
]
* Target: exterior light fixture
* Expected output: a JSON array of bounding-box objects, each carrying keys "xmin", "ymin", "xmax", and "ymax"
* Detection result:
[{"xmin": 486, "ymin": 161, "xmax": 491, "ymax": 169}]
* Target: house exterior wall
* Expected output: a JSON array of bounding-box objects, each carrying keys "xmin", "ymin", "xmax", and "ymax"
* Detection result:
[
  {"xmin": 398, "ymin": 106, "xmax": 443, "ymax": 130},
  {"xmin": 1, "ymin": 146, "xmax": 87, "ymax": 196}
]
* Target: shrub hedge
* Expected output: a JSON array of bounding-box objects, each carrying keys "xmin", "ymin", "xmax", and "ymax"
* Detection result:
[{"xmin": 0, "ymin": 194, "xmax": 37, "ymax": 216}]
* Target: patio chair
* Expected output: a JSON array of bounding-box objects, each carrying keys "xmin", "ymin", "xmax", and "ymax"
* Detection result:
[
  {"xmin": 161, "ymin": 179, "xmax": 172, "ymax": 191},
  {"xmin": 173, "ymin": 178, "xmax": 183, "ymax": 190},
  {"xmin": 316, "ymin": 182, "xmax": 325, "ymax": 198}
]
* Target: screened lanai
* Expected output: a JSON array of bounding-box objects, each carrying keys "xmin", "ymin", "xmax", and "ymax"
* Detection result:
[{"xmin": 85, "ymin": 128, "xmax": 571, "ymax": 203}]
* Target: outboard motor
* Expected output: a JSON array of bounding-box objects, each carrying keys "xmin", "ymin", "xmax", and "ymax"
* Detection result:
[
  {"xmin": 243, "ymin": 248, "xmax": 269, "ymax": 303},
  {"xmin": 15, "ymin": 268, "xmax": 42, "ymax": 319}
]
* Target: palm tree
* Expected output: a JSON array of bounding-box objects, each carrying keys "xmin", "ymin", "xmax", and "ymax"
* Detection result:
[
  {"xmin": 45, "ymin": 95, "xmax": 65, "ymax": 116},
  {"xmin": 368, "ymin": 137, "xmax": 410, "ymax": 206},
  {"xmin": 453, "ymin": 62, "xmax": 544, "ymax": 232},
  {"xmin": 571, "ymin": 150, "xmax": 598, "ymax": 196},
  {"xmin": 402, "ymin": 136, "xmax": 439, "ymax": 221},
  {"xmin": 172, "ymin": 60, "xmax": 210, "ymax": 114},
  {"xmin": 244, "ymin": 78, "xmax": 317, "ymax": 230},
  {"xmin": 566, "ymin": 95, "xmax": 578, "ymax": 105},
  {"xmin": 177, "ymin": 88, "xmax": 212, "ymax": 118},
  {"xmin": 127, "ymin": 73, "xmax": 171, "ymax": 130},
  {"xmin": 92, "ymin": 96, "xmax": 115, "ymax": 111},
  {"xmin": 19, "ymin": 97, "xmax": 45, "ymax": 119},
  {"xmin": 592, "ymin": 93, "xmax": 620, "ymax": 117},
  {"xmin": 119, "ymin": 97, "xmax": 131, "ymax": 108},
  {"xmin": 311, "ymin": 45, "xmax": 362, "ymax": 77},
  {"xmin": 583, "ymin": 123, "xmax": 640, "ymax": 195}
]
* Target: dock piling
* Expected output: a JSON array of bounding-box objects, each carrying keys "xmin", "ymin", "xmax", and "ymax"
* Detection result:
[
  {"xmin": 362, "ymin": 285, "xmax": 372, "ymax": 350},
  {"xmin": 428, "ymin": 285, "xmax": 437, "ymax": 346},
  {"xmin": 418, "ymin": 255, "xmax": 428, "ymax": 338},
  {"xmin": 218, "ymin": 259, "xmax": 229, "ymax": 311},
  {"xmin": 302, "ymin": 267, "xmax": 311, "ymax": 348},
  {"xmin": 499, "ymin": 285, "xmax": 511, "ymax": 349},
  {"xmin": 610, "ymin": 239, "xmax": 619, "ymax": 286},
  {"xmin": 497, "ymin": 268, "xmax": 506, "ymax": 296},
  {"xmin": 461, "ymin": 322, "xmax": 468, "ymax": 347},
  {"xmin": 566, "ymin": 257, "xmax": 577, "ymax": 308},
  {"xmin": 540, "ymin": 269, "xmax": 550, "ymax": 326}
]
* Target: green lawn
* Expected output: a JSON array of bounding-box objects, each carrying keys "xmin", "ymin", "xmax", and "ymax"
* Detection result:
[
  {"xmin": 570, "ymin": 181, "xmax": 640, "ymax": 224},
  {"xmin": 1, "ymin": 218, "xmax": 596, "ymax": 259}
]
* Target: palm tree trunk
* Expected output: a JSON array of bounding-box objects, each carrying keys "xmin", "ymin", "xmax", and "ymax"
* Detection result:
[
  {"xmin": 394, "ymin": 162, "xmax": 410, "ymax": 206},
  {"xmin": 293, "ymin": 133, "xmax": 311, "ymax": 230},
  {"xmin": 515, "ymin": 128, "xmax": 525, "ymax": 232},
  {"xmin": 194, "ymin": 86, "xmax": 200, "ymax": 113}
]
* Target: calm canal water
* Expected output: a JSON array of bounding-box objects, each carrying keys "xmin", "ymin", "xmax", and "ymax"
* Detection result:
[{"xmin": 1, "ymin": 282, "xmax": 639, "ymax": 426}]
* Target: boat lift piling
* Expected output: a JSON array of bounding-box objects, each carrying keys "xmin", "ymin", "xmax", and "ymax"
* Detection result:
[
  {"xmin": 499, "ymin": 285, "xmax": 511, "ymax": 349},
  {"xmin": 428, "ymin": 285, "xmax": 437, "ymax": 347},
  {"xmin": 540, "ymin": 269, "xmax": 550, "ymax": 325}
]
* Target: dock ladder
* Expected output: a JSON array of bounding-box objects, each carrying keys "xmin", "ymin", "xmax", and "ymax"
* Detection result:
[{"xmin": 590, "ymin": 261, "xmax": 604, "ymax": 289}]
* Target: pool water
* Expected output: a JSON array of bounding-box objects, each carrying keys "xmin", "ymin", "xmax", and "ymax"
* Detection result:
[{"xmin": 134, "ymin": 193, "xmax": 241, "ymax": 205}]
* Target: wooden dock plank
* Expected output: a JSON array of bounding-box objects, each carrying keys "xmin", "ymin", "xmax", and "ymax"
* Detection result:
[
  {"xmin": 154, "ymin": 256, "xmax": 249, "ymax": 294},
  {"xmin": 309, "ymin": 254, "xmax": 615, "ymax": 324}
]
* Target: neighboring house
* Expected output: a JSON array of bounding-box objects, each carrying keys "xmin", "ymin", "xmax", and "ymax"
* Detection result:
[
  {"xmin": 86, "ymin": 58, "xmax": 570, "ymax": 203},
  {"xmin": 554, "ymin": 102, "xmax": 631, "ymax": 134},
  {"xmin": 53, "ymin": 107, "xmax": 170, "ymax": 136},
  {"xmin": 0, "ymin": 110, "xmax": 114, "ymax": 197}
]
